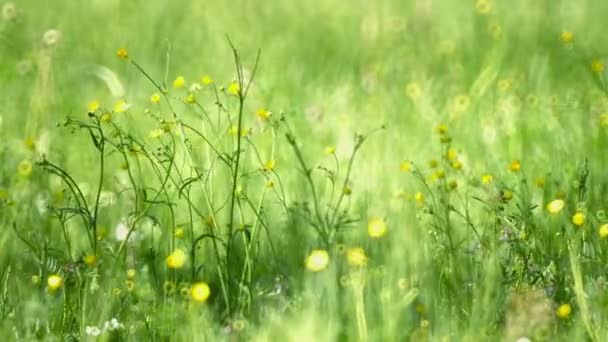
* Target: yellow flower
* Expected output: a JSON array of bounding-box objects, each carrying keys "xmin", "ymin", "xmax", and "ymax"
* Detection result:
[
  {"xmin": 47, "ymin": 274, "xmax": 63, "ymax": 291},
  {"xmin": 17, "ymin": 160, "xmax": 33, "ymax": 177},
  {"xmin": 23, "ymin": 137, "xmax": 36, "ymax": 151},
  {"xmin": 228, "ymin": 81, "xmax": 240, "ymax": 96},
  {"xmin": 116, "ymin": 48, "xmax": 128, "ymax": 59},
  {"xmin": 572, "ymin": 212, "xmax": 585, "ymax": 227},
  {"xmin": 166, "ymin": 249, "xmax": 187, "ymax": 269},
  {"xmin": 535, "ymin": 177, "xmax": 545, "ymax": 188},
  {"xmin": 414, "ymin": 191, "xmax": 425, "ymax": 203},
  {"xmin": 400, "ymin": 161, "xmax": 412, "ymax": 172},
  {"xmin": 546, "ymin": 199, "xmax": 565, "ymax": 214},
  {"xmin": 83, "ymin": 254, "xmax": 97, "ymax": 267},
  {"xmin": 497, "ymin": 79, "xmax": 512, "ymax": 92},
  {"xmin": 482, "ymin": 174, "xmax": 493, "ymax": 185},
  {"xmin": 125, "ymin": 280, "xmax": 135, "ymax": 292},
  {"xmin": 174, "ymin": 227, "xmax": 185, "ymax": 239},
  {"xmin": 368, "ymin": 218, "xmax": 388, "ymax": 238},
  {"xmin": 598, "ymin": 224, "xmax": 608, "ymax": 239},
  {"xmin": 305, "ymin": 249, "xmax": 330, "ymax": 272},
  {"xmin": 435, "ymin": 123, "xmax": 448, "ymax": 135},
  {"xmin": 190, "ymin": 282, "xmax": 211, "ymax": 302},
  {"xmin": 405, "ymin": 82, "xmax": 422, "ymax": 100},
  {"xmin": 508, "ymin": 160, "xmax": 521, "ymax": 172},
  {"xmin": 88, "ymin": 100, "xmax": 100, "ymax": 113},
  {"xmin": 173, "ymin": 76, "xmax": 186, "ymax": 89},
  {"xmin": 100, "ymin": 112, "xmax": 112, "ymax": 123},
  {"xmin": 599, "ymin": 113, "xmax": 608, "ymax": 127},
  {"xmin": 201, "ymin": 75, "xmax": 214, "ymax": 85},
  {"xmin": 475, "ymin": 0, "xmax": 492, "ymax": 14},
  {"xmin": 265, "ymin": 180, "xmax": 275, "ymax": 188},
  {"xmin": 324, "ymin": 146, "xmax": 336, "ymax": 155},
  {"xmin": 502, "ymin": 190, "xmax": 513, "ymax": 201},
  {"xmin": 185, "ymin": 93, "xmax": 196, "ymax": 104},
  {"xmin": 113, "ymin": 99, "xmax": 130, "ymax": 113},
  {"xmin": 556, "ymin": 303, "xmax": 572, "ymax": 319},
  {"xmin": 150, "ymin": 93, "xmax": 161, "ymax": 104},
  {"xmin": 445, "ymin": 148, "xmax": 457, "ymax": 161},
  {"xmin": 346, "ymin": 247, "xmax": 368, "ymax": 267},
  {"xmin": 127, "ymin": 268, "xmax": 136, "ymax": 279},
  {"xmin": 263, "ymin": 160, "xmax": 275, "ymax": 172},
  {"xmin": 452, "ymin": 160, "xmax": 463, "ymax": 170},
  {"xmin": 592, "ymin": 59, "xmax": 605, "ymax": 74},
  {"xmin": 256, "ymin": 108, "xmax": 271, "ymax": 120},
  {"xmin": 560, "ymin": 31, "xmax": 574, "ymax": 44},
  {"xmin": 32, "ymin": 275, "xmax": 40, "ymax": 284}
]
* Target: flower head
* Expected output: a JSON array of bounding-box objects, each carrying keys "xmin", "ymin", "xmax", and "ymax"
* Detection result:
[
  {"xmin": 346, "ymin": 247, "xmax": 368, "ymax": 267},
  {"xmin": 256, "ymin": 108, "xmax": 271, "ymax": 120},
  {"xmin": 116, "ymin": 48, "xmax": 129, "ymax": 60},
  {"xmin": 368, "ymin": 218, "xmax": 388, "ymax": 238},
  {"xmin": 47, "ymin": 274, "xmax": 63, "ymax": 291},
  {"xmin": 166, "ymin": 249, "xmax": 187, "ymax": 269},
  {"xmin": 599, "ymin": 224, "xmax": 608, "ymax": 239},
  {"xmin": 150, "ymin": 93, "xmax": 161, "ymax": 104},
  {"xmin": 546, "ymin": 199, "xmax": 565, "ymax": 214},
  {"xmin": 482, "ymin": 174, "xmax": 493, "ymax": 185},
  {"xmin": 475, "ymin": 0, "xmax": 492, "ymax": 14},
  {"xmin": 560, "ymin": 31, "xmax": 574, "ymax": 44},
  {"xmin": 508, "ymin": 160, "xmax": 521, "ymax": 172},
  {"xmin": 556, "ymin": 303, "xmax": 572, "ymax": 319},
  {"xmin": 17, "ymin": 160, "xmax": 33, "ymax": 177},
  {"xmin": 572, "ymin": 212, "xmax": 585, "ymax": 227},
  {"xmin": 592, "ymin": 59, "xmax": 605, "ymax": 74},
  {"xmin": 305, "ymin": 249, "xmax": 330, "ymax": 272},
  {"xmin": 201, "ymin": 75, "xmax": 214, "ymax": 85},
  {"xmin": 173, "ymin": 76, "xmax": 186, "ymax": 89},
  {"xmin": 190, "ymin": 282, "xmax": 211, "ymax": 302},
  {"xmin": 88, "ymin": 100, "xmax": 100, "ymax": 113}
]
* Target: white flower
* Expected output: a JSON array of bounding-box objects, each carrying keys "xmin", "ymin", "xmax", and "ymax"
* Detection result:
[
  {"xmin": 103, "ymin": 318, "xmax": 124, "ymax": 331},
  {"xmin": 189, "ymin": 82, "xmax": 202, "ymax": 92},
  {"xmin": 85, "ymin": 326, "xmax": 101, "ymax": 336},
  {"xmin": 2, "ymin": 2, "xmax": 16, "ymax": 21},
  {"xmin": 42, "ymin": 29, "xmax": 62, "ymax": 47},
  {"xmin": 115, "ymin": 222, "xmax": 130, "ymax": 241}
]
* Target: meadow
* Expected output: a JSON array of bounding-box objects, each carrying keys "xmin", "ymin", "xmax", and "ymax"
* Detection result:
[{"xmin": 1, "ymin": 0, "xmax": 608, "ymax": 340}]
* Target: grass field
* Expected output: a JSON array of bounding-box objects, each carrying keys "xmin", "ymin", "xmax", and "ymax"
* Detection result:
[{"xmin": 2, "ymin": 0, "xmax": 608, "ymax": 340}]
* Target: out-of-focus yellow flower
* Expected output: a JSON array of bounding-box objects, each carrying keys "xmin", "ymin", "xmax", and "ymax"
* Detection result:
[
  {"xmin": 174, "ymin": 227, "xmax": 185, "ymax": 239},
  {"xmin": 560, "ymin": 31, "xmax": 574, "ymax": 44},
  {"xmin": 346, "ymin": 247, "xmax": 368, "ymax": 267},
  {"xmin": 502, "ymin": 190, "xmax": 513, "ymax": 201},
  {"xmin": 475, "ymin": 0, "xmax": 492, "ymax": 14},
  {"xmin": 435, "ymin": 124, "xmax": 448, "ymax": 135},
  {"xmin": 305, "ymin": 249, "xmax": 330, "ymax": 272},
  {"xmin": 482, "ymin": 174, "xmax": 493, "ymax": 185},
  {"xmin": 535, "ymin": 177, "xmax": 545, "ymax": 188},
  {"xmin": 201, "ymin": 75, "xmax": 214, "ymax": 85},
  {"xmin": 546, "ymin": 199, "xmax": 565, "ymax": 214},
  {"xmin": 556, "ymin": 303, "xmax": 572, "ymax": 319},
  {"xmin": 47, "ymin": 274, "xmax": 63, "ymax": 291},
  {"xmin": 116, "ymin": 48, "xmax": 128, "ymax": 59},
  {"xmin": 592, "ymin": 59, "xmax": 605, "ymax": 74},
  {"xmin": 368, "ymin": 218, "xmax": 388, "ymax": 238},
  {"xmin": 23, "ymin": 137, "xmax": 36, "ymax": 151},
  {"xmin": 572, "ymin": 212, "xmax": 585, "ymax": 227},
  {"xmin": 414, "ymin": 191, "xmax": 424, "ymax": 203},
  {"xmin": 127, "ymin": 268, "xmax": 136, "ymax": 279},
  {"xmin": 324, "ymin": 146, "xmax": 336, "ymax": 155},
  {"xmin": 166, "ymin": 249, "xmax": 187, "ymax": 269},
  {"xmin": 599, "ymin": 113, "xmax": 608, "ymax": 127},
  {"xmin": 84, "ymin": 254, "xmax": 97, "ymax": 267},
  {"xmin": 451, "ymin": 94, "xmax": 471, "ymax": 113},
  {"xmin": 150, "ymin": 93, "xmax": 161, "ymax": 104},
  {"xmin": 185, "ymin": 93, "xmax": 196, "ymax": 104},
  {"xmin": 100, "ymin": 112, "xmax": 112, "ymax": 123},
  {"xmin": 17, "ymin": 160, "xmax": 33, "ymax": 177},
  {"xmin": 190, "ymin": 282, "xmax": 211, "ymax": 302},
  {"xmin": 228, "ymin": 81, "xmax": 240, "ymax": 96},
  {"xmin": 508, "ymin": 160, "xmax": 521, "ymax": 172},
  {"xmin": 263, "ymin": 160, "xmax": 275, "ymax": 172},
  {"xmin": 88, "ymin": 100, "xmax": 100, "ymax": 113},
  {"xmin": 113, "ymin": 99, "xmax": 130, "ymax": 113},
  {"xmin": 173, "ymin": 76, "xmax": 186, "ymax": 89},
  {"xmin": 256, "ymin": 108, "xmax": 271, "ymax": 120},
  {"xmin": 148, "ymin": 129, "xmax": 164, "ymax": 139},
  {"xmin": 598, "ymin": 224, "xmax": 608, "ymax": 239},
  {"xmin": 400, "ymin": 161, "xmax": 411, "ymax": 172}
]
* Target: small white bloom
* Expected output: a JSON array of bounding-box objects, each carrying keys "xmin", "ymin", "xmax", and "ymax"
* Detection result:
[
  {"xmin": 42, "ymin": 29, "xmax": 62, "ymax": 47},
  {"xmin": 188, "ymin": 82, "xmax": 201, "ymax": 92},
  {"xmin": 85, "ymin": 326, "xmax": 101, "ymax": 336},
  {"xmin": 115, "ymin": 222, "xmax": 129, "ymax": 241}
]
